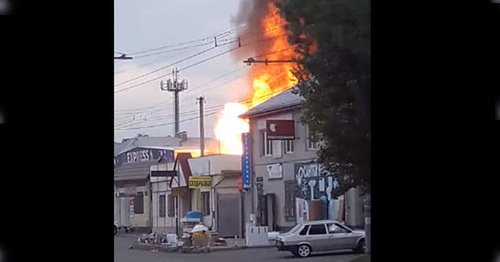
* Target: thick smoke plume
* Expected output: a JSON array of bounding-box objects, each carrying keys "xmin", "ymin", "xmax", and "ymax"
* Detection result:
[{"xmin": 231, "ymin": 0, "xmax": 276, "ymax": 61}]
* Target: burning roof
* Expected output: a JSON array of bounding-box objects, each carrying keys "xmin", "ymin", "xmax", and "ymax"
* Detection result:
[{"xmin": 239, "ymin": 87, "xmax": 304, "ymax": 118}]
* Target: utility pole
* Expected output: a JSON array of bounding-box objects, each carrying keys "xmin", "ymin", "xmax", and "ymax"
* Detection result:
[
  {"xmin": 160, "ymin": 68, "xmax": 188, "ymax": 135},
  {"xmin": 196, "ymin": 96, "xmax": 205, "ymax": 157}
]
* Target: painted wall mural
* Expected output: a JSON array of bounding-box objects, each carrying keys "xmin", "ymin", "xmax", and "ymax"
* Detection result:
[{"xmin": 294, "ymin": 163, "xmax": 343, "ymax": 223}]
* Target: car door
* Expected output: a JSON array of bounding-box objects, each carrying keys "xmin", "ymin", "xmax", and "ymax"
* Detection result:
[
  {"xmin": 306, "ymin": 223, "xmax": 329, "ymax": 251},
  {"xmin": 326, "ymin": 223, "xmax": 353, "ymax": 250}
]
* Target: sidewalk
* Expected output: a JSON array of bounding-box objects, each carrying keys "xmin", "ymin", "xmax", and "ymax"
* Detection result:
[{"xmin": 129, "ymin": 236, "xmax": 275, "ymax": 253}]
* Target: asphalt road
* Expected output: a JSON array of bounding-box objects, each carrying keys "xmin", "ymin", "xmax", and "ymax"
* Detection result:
[{"xmin": 115, "ymin": 233, "xmax": 363, "ymax": 262}]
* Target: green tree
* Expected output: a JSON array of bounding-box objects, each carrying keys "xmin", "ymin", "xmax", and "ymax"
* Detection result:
[{"xmin": 278, "ymin": 0, "xmax": 371, "ymax": 196}]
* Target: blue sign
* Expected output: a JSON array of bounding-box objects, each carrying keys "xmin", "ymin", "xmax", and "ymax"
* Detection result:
[{"xmin": 241, "ymin": 133, "xmax": 252, "ymax": 189}]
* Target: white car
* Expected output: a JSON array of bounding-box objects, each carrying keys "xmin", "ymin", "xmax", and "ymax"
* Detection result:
[{"xmin": 275, "ymin": 220, "xmax": 366, "ymax": 258}]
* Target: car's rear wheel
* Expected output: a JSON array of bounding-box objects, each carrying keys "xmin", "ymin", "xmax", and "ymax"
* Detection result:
[
  {"xmin": 297, "ymin": 244, "xmax": 311, "ymax": 258},
  {"xmin": 356, "ymin": 239, "xmax": 366, "ymax": 253},
  {"xmin": 114, "ymin": 226, "xmax": 118, "ymax": 236}
]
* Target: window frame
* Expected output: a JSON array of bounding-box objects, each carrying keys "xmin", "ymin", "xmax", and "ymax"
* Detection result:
[
  {"xmin": 201, "ymin": 191, "xmax": 210, "ymax": 216},
  {"xmin": 307, "ymin": 223, "xmax": 328, "ymax": 235},
  {"xmin": 167, "ymin": 194, "xmax": 175, "ymax": 217},
  {"xmin": 284, "ymin": 139, "xmax": 294, "ymax": 154},
  {"xmin": 261, "ymin": 130, "xmax": 273, "ymax": 156},
  {"xmin": 306, "ymin": 125, "xmax": 321, "ymax": 150},
  {"xmin": 299, "ymin": 225, "xmax": 310, "ymax": 235},
  {"xmin": 159, "ymin": 194, "xmax": 166, "ymax": 218}
]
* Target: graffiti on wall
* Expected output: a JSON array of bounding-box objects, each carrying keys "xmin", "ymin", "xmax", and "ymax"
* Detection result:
[
  {"xmin": 294, "ymin": 163, "xmax": 339, "ymax": 201},
  {"xmin": 294, "ymin": 163, "xmax": 341, "ymax": 222}
]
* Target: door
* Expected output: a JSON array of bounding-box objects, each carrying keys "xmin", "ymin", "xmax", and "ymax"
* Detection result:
[
  {"xmin": 119, "ymin": 197, "xmax": 131, "ymax": 227},
  {"xmin": 217, "ymin": 194, "xmax": 240, "ymax": 237},
  {"xmin": 326, "ymin": 223, "xmax": 354, "ymax": 250},
  {"xmin": 306, "ymin": 223, "xmax": 330, "ymax": 251}
]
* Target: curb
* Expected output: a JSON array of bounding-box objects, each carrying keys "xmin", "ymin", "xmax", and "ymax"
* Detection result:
[
  {"xmin": 130, "ymin": 243, "xmax": 275, "ymax": 253},
  {"xmin": 209, "ymin": 245, "xmax": 274, "ymax": 252},
  {"xmin": 131, "ymin": 243, "xmax": 180, "ymax": 253}
]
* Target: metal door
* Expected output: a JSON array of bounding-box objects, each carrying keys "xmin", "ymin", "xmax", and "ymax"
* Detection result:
[{"xmin": 217, "ymin": 194, "xmax": 240, "ymax": 237}]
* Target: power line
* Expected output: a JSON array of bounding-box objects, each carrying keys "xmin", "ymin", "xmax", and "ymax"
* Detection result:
[
  {"xmin": 115, "ymin": 88, "xmax": 289, "ymax": 131},
  {"xmin": 114, "ymin": 45, "xmax": 240, "ymax": 94},
  {"xmin": 114, "ymin": 106, "xmax": 223, "ymax": 129},
  {"xmin": 114, "ymin": 47, "xmax": 292, "ymax": 115},
  {"xmin": 115, "ymin": 110, "xmax": 220, "ymax": 131},
  {"xmin": 114, "ymin": 67, "xmax": 246, "ymax": 115},
  {"xmin": 114, "ymin": 103, "xmax": 225, "ymax": 126},
  {"xmin": 133, "ymin": 41, "xmax": 215, "ymax": 59},
  {"xmin": 114, "ymin": 46, "xmax": 216, "ymax": 88}
]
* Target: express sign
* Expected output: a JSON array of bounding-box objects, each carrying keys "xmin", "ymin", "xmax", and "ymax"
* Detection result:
[{"xmin": 266, "ymin": 120, "xmax": 295, "ymax": 140}]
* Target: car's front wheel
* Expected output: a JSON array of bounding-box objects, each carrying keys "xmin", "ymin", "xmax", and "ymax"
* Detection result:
[
  {"xmin": 296, "ymin": 244, "xmax": 311, "ymax": 258},
  {"xmin": 114, "ymin": 225, "xmax": 118, "ymax": 236},
  {"xmin": 356, "ymin": 239, "xmax": 366, "ymax": 253}
]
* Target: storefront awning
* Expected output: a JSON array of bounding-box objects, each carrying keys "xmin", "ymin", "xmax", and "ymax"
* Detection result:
[{"xmin": 114, "ymin": 160, "xmax": 159, "ymax": 182}]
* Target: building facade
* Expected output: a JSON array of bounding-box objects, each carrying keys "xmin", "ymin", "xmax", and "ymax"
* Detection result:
[
  {"xmin": 240, "ymin": 88, "xmax": 365, "ymax": 232},
  {"xmin": 114, "ymin": 146, "xmax": 175, "ymax": 231},
  {"xmin": 188, "ymin": 155, "xmax": 245, "ymax": 238},
  {"xmin": 150, "ymin": 153, "xmax": 192, "ymax": 235}
]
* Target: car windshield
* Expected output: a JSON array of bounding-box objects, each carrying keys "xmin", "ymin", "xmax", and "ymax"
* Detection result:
[{"xmin": 288, "ymin": 224, "xmax": 303, "ymax": 234}]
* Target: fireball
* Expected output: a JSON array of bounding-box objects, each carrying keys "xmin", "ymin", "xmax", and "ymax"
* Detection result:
[{"xmin": 214, "ymin": 103, "xmax": 250, "ymax": 155}]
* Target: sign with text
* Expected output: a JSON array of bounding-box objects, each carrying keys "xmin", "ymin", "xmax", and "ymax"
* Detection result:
[
  {"xmin": 241, "ymin": 133, "xmax": 252, "ymax": 189},
  {"xmin": 115, "ymin": 148, "xmax": 174, "ymax": 167},
  {"xmin": 266, "ymin": 120, "xmax": 295, "ymax": 140},
  {"xmin": 267, "ymin": 164, "xmax": 283, "ymax": 179},
  {"xmin": 188, "ymin": 176, "xmax": 212, "ymax": 189}
]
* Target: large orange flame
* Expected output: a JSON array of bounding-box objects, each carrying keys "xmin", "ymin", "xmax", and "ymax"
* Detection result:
[{"xmin": 215, "ymin": 2, "xmax": 299, "ymax": 155}]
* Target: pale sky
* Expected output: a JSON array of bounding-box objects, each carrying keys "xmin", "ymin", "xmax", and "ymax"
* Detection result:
[{"xmin": 114, "ymin": 0, "xmax": 255, "ymax": 142}]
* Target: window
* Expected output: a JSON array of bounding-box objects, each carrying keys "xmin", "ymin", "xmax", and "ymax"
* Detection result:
[
  {"xmin": 308, "ymin": 224, "xmax": 327, "ymax": 235},
  {"xmin": 133, "ymin": 192, "xmax": 144, "ymax": 214},
  {"xmin": 261, "ymin": 131, "xmax": 273, "ymax": 156},
  {"xmin": 306, "ymin": 125, "xmax": 322, "ymax": 150},
  {"xmin": 159, "ymin": 195, "xmax": 166, "ymax": 218},
  {"xmin": 299, "ymin": 225, "xmax": 310, "ymax": 235},
  {"xmin": 284, "ymin": 180, "xmax": 297, "ymax": 221},
  {"xmin": 327, "ymin": 223, "xmax": 349, "ymax": 234},
  {"xmin": 167, "ymin": 195, "xmax": 175, "ymax": 217},
  {"xmin": 284, "ymin": 140, "xmax": 294, "ymax": 154},
  {"xmin": 201, "ymin": 192, "xmax": 210, "ymax": 215}
]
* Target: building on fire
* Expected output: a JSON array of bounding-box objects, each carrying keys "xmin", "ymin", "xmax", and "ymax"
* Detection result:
[{"xmin": 239, "ymin": 87, "xmax": 365, "ymax": 232}]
